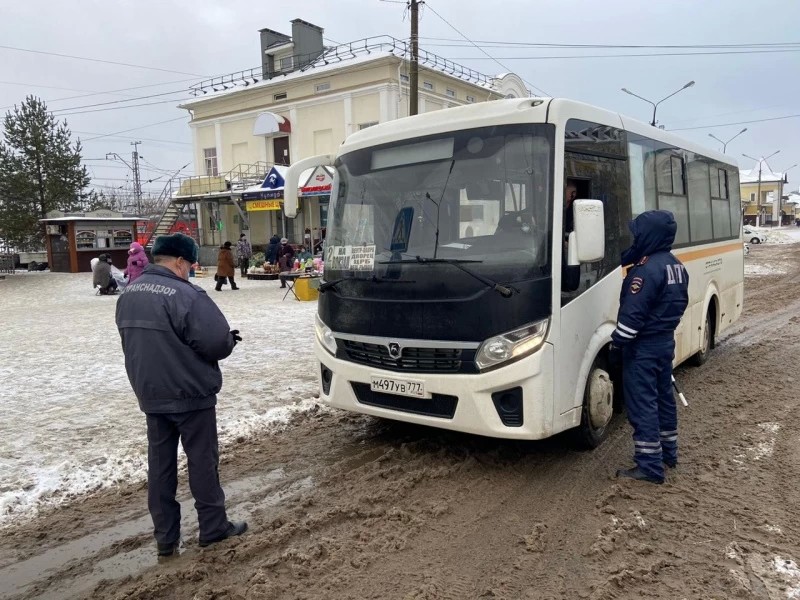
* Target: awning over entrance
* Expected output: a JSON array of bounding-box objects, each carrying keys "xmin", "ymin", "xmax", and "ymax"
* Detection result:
[{"xmin": 253, "ymin": 112, "xmax": 291, "ymax": 136}]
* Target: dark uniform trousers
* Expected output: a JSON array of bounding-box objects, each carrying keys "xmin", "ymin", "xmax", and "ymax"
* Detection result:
[
  {"xmin": 622, "ymin": 334, "xmax": 678, "ymax": 481},
  {"xmin": 145, "ymin": 407, "xmax": 229, "ymax": 545}
]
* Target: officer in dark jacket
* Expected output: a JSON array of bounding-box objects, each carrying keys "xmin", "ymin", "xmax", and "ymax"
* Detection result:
[
  {"xmin": 611, "ymin": 210, "xmax": 689, "ymax": 484},
  {"xmin": 115, "ymin": 233, "xmax": 247, "ymax": 555}
]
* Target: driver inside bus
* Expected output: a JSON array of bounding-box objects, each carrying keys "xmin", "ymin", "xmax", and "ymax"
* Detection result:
[{"xmin": 562, "ymin": 180, "xmax": 581, "ymax": 292}]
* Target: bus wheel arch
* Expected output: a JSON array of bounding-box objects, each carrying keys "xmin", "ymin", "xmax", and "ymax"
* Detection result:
[
  {"xmin": 573, "ymin": 351, "xmax": 617, "ymax": 449},
  {"xmin": 690, "ymin": 296, "xmax": 717, "ymax": 366}
]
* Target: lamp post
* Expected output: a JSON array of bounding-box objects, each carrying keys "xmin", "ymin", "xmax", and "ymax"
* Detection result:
[
  {"xmin": 708, "ymin": 128, "xmax": 747, "ymax": 154},
  {"xmin": 621, "ymin": 81, "xmax": 695, "ymax": 127},
  {"xmin": 743, "ymin": 150, "xmax": 780, "ymax": 227}
]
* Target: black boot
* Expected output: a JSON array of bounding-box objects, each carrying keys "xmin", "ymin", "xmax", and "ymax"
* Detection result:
[
  {"xmin": 199, "ymin": 521, "xmax": 248, "ymax": 547},
  {"xmin": 616, "ymin": 467, "xmax": 663, "ymax": 484}
]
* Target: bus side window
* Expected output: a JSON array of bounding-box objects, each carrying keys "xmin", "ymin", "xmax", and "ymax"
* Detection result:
[{"xmin": 562, "ymin": 150, "xmax": 630, "ymax": 304}]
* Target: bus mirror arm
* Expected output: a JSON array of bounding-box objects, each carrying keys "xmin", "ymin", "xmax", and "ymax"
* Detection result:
[{"xmin": 283, "ymin": 154, "xmax": 335, "ymax": 218}]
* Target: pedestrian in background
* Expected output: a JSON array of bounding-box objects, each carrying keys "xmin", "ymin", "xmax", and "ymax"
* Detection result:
[
  {"xmin": 215, "ymin": 241, "xmax": 238, "ymax": 291},
  {"xmin": 236, "ymin": 233, "xmax": 252, "ymax": 277},
  {"xmin": 266, "ymin": 234, "xmax": 280, "ymax": 265},
  {"xmin": 277, "ymin": 237, "xmax": 295, "ymax": 267},
  {"xmin": 125, "ymin": 241, "xmax": 149, "ymax": 284},
  {"xmin": 92, "ymin": 253, "xmax": 118, "ymax": 295},
  {"xmin": 115, "ymin": 233, "xmax": 247, "ymax": 556},
  {"xmin": 611, "ymin": 210, "xmax": 689, "ymax": 485}
]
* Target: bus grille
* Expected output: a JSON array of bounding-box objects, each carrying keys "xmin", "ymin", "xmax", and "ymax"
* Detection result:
[
  {"xmin": 351, "ymin": 383, "xmax": 458, "ymax": 418},
  {"xmin": 340, "ymin": 340, "xmax": 463, "ymax": 373}
]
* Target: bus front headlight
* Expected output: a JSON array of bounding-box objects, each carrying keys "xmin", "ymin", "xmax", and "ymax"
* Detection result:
[
  {"xmin": 314, "ymin": 314, "xmax": 337, "ymax": 355},
  {"xmin": 475, "ymin": 319, "xmax": 549, "ymax": 371}
]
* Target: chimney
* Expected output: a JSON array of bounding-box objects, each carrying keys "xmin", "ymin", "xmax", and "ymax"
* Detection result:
[
  {"xmin": 259, "ymin": 27, "xmax": 291, "ymax": 79},
  {"xmin": 290, "ymin": 19, "xmax": 324, "ymax": 70}
]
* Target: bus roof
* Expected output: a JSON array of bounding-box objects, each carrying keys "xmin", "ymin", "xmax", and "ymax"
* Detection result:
[{"xmin": 338, "ymin": 98, "xmax": 736, "ymax": 169}]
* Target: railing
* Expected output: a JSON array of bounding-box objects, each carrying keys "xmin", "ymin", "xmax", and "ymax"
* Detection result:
[{"xmin": 189, "ymin": 36, "xmax": 498, "ymax": 96}]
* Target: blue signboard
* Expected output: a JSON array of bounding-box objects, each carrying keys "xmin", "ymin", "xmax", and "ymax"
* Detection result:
[
  {"xmin": 261, "ymin": 167, "xmax": 285, "ymax": 189},
  {"xmin": 390, "ymin": 207, "xmax": 414, "ymax": 254}
]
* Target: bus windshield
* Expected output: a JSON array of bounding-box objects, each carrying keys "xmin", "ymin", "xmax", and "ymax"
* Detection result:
[{"xmin": 325, "ymin": 124, "xmax": 555, "ymax": 291}]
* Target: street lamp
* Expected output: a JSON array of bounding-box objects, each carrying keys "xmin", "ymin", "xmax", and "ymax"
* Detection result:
[
  {"xmin": 621, "ymin": 80, "xmax": 695, "ymax": 127},
  {"xmin": 708, "ymin": 128, "xmax": 747, "ymax": 154},
  {"xmin": 743, "ymin": 150, "xmax": 780, "ymax": 227}
]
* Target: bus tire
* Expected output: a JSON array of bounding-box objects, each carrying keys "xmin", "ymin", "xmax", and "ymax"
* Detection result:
[
  {"xmin": 573, "ymin": 356, "xmax": 615, "ymax": 450},
  {"xmin": 689, "ymin": 311, "xmax": 713, "ymax": 366}
]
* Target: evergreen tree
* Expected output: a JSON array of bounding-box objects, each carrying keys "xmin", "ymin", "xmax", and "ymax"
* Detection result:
[{"xmin": 0, "ymin": 96, "xmax": 90, "ymax": 250}]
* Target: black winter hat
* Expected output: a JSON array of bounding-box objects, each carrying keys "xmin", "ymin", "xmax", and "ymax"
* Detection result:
[
  {"xmin": 223, "ymin": 241, "xmax": 232, "ymax": 249},
  {"xmin": 152, "ymin": 233, "xmax": 198, "ymax": 263}
]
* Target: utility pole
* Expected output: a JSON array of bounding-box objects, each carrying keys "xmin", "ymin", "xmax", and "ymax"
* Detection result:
[
  {"xmin": 131, "ymin": 141, "xmax": 143, "ymax": 215},
  {"xmin": 409, "ymin": 0, "xmax": 419, "ymax": 116}
]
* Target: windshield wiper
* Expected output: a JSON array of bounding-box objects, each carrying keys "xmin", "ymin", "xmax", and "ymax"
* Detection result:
[
  {"xmin": 319, "ymin": 275, "xmax": 416, "ymax": 293},
  {"xmin": 379, "ymin": 256, "xmax": 518, "ymax": 298}
]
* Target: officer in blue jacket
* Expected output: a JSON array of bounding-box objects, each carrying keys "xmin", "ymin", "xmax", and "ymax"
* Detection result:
[
  {"xmin": 116, "ymin": 233, "xmax": 247, "ymax": 555},
  {"xmin": 611, "ymin": 210, "xmax": 689, "ymax": 484}
]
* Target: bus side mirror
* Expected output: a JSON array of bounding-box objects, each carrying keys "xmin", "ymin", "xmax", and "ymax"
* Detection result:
[
  {"xmin": 567, "ymin": 199, "xmax": 605, "ymax": 265},
  {"xmin": 284, "ymin": 154, "xmax": 335, "ymax": 218}
]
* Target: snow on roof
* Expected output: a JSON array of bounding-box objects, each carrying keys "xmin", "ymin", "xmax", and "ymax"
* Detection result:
[{"xmin": 740, "ymin": 158, "xmax": 785, "ymax": 184}]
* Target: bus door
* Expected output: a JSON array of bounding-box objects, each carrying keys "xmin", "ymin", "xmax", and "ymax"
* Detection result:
[{"xmin": 557, "ymin": 119, "xmax": 631, "ymax": 417}]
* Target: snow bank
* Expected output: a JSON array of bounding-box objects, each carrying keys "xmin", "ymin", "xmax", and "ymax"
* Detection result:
[{"xmin": 0, "ymin": 271, "xmax": 321, "ymax": 527}]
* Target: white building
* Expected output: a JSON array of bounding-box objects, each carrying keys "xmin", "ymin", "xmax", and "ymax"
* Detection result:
[{"xmin": 156, "ymin": 19, "xmax": 530, "ymax": 254}]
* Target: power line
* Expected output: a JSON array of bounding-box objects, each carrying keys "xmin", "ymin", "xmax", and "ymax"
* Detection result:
[
  {"xmin": 55, "ymin": 96, "xmax": 193, "ymax": 116},
  {"xmin": 443, "ymin": 48, "xmax": 800, "ymax": 60},
  {"xmin": 75, "ymin": 131, "xmax": 190, "ymax": 145},
  {"xmin": 417, "ymin": 37, "xmax": 800, "ymax": 49},
  {"xmin": 51, "ymin": 89, "xmax": 192, "ymax": 114},
  {"xmin": 0, "ymin": 44, "xmax": 208, "ymax": 77},
  {"xmin": 421, "ymin": 2, "xmax": 550, "ymax": 97},
  {"xmin": 668, "ymin": 113, "xmax": 800, "ymax": 131},
  {"xmin": 81, "ymin": 116, "xmax": 189, "ymax": 142}
]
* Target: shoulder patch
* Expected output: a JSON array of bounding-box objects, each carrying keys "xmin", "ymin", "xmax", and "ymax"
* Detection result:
[
  {"xmin": 630, "ymin": 276, "xmax": 644, "ymax": 294},
  {"xmin": 637, "ymin": 256, "xmax": 649, "ymax": 266}
]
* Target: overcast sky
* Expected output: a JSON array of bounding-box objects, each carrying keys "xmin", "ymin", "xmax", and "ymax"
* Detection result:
[{"xmin": 2, "ymin": 0, "xmax": 799, "ymax": 199}]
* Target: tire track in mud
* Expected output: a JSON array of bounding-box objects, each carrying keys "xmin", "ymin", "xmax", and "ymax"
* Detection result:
[{"xmin": 3, "ymin": 243, "xmax": 800, "ymax": 600}]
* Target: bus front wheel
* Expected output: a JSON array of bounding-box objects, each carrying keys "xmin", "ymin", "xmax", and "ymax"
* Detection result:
[
  {"xmin": 689, "ymin": 311, "xmax": 713, "ymax": 366},
  {"xmin": 573, "ymin": 358, "xmax": 615, "ymax": 449}
]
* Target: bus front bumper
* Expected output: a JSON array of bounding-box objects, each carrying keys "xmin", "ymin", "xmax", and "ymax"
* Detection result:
[{"xmin": 315, "ymin": 340, "xmax": 555, "ymax": 440}]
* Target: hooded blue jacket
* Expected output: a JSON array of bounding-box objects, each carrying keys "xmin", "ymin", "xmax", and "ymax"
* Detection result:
[
  {"xmin": 115, "ymin": 264, "xmax": 236, "ymax": 413},
  {"xmin": 611, "ymin": 210, "xmax": 689, "ymax": 347}
]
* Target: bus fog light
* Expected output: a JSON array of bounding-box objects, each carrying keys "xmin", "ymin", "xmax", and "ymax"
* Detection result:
[{"xmin": 476, "ymin": 319, "xmax": 549, "ymax": 371}]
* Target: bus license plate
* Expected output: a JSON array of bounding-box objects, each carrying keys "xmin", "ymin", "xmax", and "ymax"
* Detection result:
[{"xmin": 370, "ymin": 376, "xmax": 426, "ymax": 399}]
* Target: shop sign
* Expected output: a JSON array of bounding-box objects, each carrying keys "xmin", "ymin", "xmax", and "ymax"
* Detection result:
[
  {"xmin": 301, "ymin": 166, "xmax": 333, "ymax": 196},
  {"xmin": 246, "ymin": 200, "xmax": 283, "ymax": 212}
]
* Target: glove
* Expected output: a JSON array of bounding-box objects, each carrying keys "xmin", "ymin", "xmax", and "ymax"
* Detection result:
[
  {"xmin": 608, "ymin": 345, "xmax": 622, "ymax": 370},
  {"xmin": 231, "ymin": 329, "xmax": 242, "ymax": 344}
]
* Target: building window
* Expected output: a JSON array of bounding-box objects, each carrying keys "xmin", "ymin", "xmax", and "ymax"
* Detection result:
[
  {"xmin": 203, "ymin": 148, "xmax": 218, "ymax": 176},
  {"xmin": 750, "ymin": 192, "xmax": 755, "ymax": 202},
  {"xmin": 423, "ymin": 81, "xmax": 434, "ymax": 91},
  {"xmin": 273, "ymin": 92, "xmax": 287, "ymax": 101},
  {"xmin": 466, "ymin": 95, "xmax": 475, "ymax": 103},
  {"xmin": 400, "ymin": 73, "xmax": 409, "ymax": 83},
  {"xmin": 358, "ymin": 122, "xmax": 379, "ymax": 130},
  {"xmin": 446, "ymin": 88, "xmax": 456, "ymax": 98},
  {"xmin": 315, "ymin": 82, "xmax": 331, "ymax": 93},
  {"xmin": 279, "ymin": 56, "xmax": 293, "ymax": 71}
]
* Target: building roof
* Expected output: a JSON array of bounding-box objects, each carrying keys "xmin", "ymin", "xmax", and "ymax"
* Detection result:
[
  {"xmin": 40, "ymin": 209, "xmax": 143, "ymax": 222},
  {"xmin": 740, "ymin": 158, "xmax": 785, "ymax": 184},
  {"xmin": 181, "ymin": 36, "xmax": 513, "ymax": 107}
]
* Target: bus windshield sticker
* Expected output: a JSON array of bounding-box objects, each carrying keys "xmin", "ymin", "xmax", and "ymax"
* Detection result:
[
  {"xmin": 390, "ymin": 207, "xmax": 414, "ymax": 254},
  {"xmin": 325, "ymin": 245, "xmax": 376, "ymax": 271}
]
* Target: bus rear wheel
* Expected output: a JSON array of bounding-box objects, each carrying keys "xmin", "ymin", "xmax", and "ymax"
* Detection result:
[{"xmin": 573, "ymin": 358, "xmax": 615, "ymax": 449}]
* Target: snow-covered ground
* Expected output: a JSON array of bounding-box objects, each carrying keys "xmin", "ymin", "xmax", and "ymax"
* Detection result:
[
  {"xmin": 2, "ymin": 227, "xmax": 798, "ymax": 527},
  {"xmin": 0, "ymin": 271, "xmax": 320, "ymax": 527}
]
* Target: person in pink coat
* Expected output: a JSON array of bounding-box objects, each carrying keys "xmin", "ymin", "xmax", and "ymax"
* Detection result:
[{"xmin": 125, "ymin": 242, "xmax": 149, "ymax": 283}]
